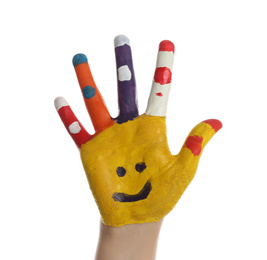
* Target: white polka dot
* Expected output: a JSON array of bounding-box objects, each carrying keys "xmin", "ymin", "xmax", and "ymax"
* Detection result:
[
  {"xmin": 118, "ymin": 65, "xmax": 132, "ymax": 81},
  {"xmin": 69, "ymin": 121, "xmax": 81, "ymax": 134},
  {"xmin": 54, "ymin": 97, "xmax": 69, "ymax": 111}
]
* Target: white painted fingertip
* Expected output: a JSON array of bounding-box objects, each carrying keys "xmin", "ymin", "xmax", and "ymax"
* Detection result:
[
  {"xmin": 54, "ymin": 97, "xmax": 69, "ymax": 111},
  {"xmin": 114, "ymin": 35, "xmax": 130, "ymax": 48}
]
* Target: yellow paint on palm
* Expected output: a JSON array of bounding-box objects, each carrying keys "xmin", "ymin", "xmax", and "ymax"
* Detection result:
[{"xmin": 80, "ymin": 115, "xmax": 220, "ymax": 227}]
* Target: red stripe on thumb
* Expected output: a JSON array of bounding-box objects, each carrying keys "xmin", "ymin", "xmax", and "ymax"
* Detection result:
[{"xmin": 184, "ymin": 135, "xmax": 203, "ymax": 157}]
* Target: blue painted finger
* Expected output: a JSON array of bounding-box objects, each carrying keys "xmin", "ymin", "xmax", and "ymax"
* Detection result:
[{"xmin": 114, "ymin": 35, "xmax": 138, "ymax": 124}]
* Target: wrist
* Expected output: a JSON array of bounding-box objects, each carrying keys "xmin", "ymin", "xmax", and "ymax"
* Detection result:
[{"xmin": 95, "ymin": 218, "xmax": 163, "ymax": 260}]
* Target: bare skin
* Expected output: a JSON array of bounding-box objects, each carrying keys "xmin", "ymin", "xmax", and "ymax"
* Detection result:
[{"xmin": 95, "ymin": 219, "xmax": 164, "ymax": 260}]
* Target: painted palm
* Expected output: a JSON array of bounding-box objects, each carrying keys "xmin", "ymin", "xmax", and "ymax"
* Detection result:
[{"xmin": 55, "ymin": 35, "xmax": 222, "ymax": 227}]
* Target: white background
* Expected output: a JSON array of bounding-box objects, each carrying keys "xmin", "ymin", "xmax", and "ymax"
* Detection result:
[{"xmin": 1, "ymin": 0, "xmax": 266, "ymax": 259}]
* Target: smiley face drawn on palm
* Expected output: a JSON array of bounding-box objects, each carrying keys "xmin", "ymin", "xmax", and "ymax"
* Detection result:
[{"xmin": 55, "ymin": 35, "xmax": 222, "ymax": 227}]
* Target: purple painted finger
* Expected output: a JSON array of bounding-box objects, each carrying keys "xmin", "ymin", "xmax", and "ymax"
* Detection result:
[{"xmin": 114, "ymin": 35, "xmax": 138, "ymax": 124}]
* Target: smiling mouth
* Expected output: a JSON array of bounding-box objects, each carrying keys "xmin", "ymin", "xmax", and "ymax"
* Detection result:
[{"xmin": 112, "ymin": 180, "xmax": 152, "ymax": 202}]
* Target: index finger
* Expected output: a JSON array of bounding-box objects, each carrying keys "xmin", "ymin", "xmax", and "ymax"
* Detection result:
[{"xmin": 73, "ymin": 54, "xmax": 114, "ymax": 133}]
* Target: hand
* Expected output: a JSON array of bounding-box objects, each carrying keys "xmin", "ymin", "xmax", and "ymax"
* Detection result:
[{"xmin": 54, "ymin": 35, "xmax": 222, "ymax": 227}]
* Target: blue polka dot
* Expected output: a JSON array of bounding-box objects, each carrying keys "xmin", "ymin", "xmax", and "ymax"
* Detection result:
[
  {"xmin": 82, "ymin": 86, "xmax": 95, "ymax": 99},
  {"xmin": 72, "ymin": 54, "xmax": 88, "ymax": 67}
]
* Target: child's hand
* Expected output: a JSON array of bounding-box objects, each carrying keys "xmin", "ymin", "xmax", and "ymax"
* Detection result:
[{"xmin": 55, "ymin": 35, "xmax": 222, "ymax": 227}]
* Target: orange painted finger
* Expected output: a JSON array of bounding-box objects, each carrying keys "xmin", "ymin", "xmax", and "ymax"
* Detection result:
[{"xmin": 72, "ymin": 54, "xmax": 114, "ymax": 133}]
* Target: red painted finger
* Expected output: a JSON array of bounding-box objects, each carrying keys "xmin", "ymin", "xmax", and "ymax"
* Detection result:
[
  {"xmin": 72, "ymin": 54, "xmax": 114, "ymax": 133},
  {"xmin": 54, "ymin": 97, "xmax": 92, "ymax": 148}
]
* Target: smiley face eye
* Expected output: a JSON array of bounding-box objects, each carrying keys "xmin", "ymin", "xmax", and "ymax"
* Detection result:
[
  {"xmin": 135, "ymin": 162, "xmax": 147, "ymax": 173},
  {"xmin": 116, "ymin": 167, "xmax": 126, "ymax": 177}
]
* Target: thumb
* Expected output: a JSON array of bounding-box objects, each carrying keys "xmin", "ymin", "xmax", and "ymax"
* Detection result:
[{"xmin": 176, "ymin": 119, "xmax": 222, "ymax": 176}]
